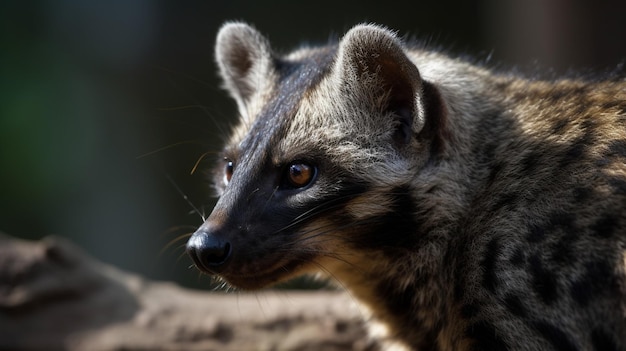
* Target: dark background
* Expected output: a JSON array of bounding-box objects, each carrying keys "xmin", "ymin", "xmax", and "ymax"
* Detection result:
[{"xmin": 1, "ymin": 1, "xmax": 625, "ymax": 289}]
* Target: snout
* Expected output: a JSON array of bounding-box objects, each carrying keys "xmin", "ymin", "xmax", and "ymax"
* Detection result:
[{"xmin": 186, "ymin": 226, "xmax": 232, "ymax": 274}]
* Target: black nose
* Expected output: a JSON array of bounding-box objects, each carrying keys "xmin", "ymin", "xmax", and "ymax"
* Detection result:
[{"xmin": 186, "ymin": 230, "xmax": 232, "ymax": 273}]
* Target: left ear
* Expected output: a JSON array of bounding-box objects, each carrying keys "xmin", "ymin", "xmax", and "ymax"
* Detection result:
[
  {"xmin": 215, "ymin": 22, "xmax": 275, "ymax": 116},
  {"xmin": 333, "ymin": 24, "xmax": 424, "ymax": 146}
]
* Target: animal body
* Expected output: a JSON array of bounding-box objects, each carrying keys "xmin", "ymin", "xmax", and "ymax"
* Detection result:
[{"xmin": 186, "ymin": 22, "xmax": 626, "ymax": 350}]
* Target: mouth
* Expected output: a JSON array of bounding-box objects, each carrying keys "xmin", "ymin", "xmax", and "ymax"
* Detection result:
[
  {"xmin": 187, "ymin": 227, "xmax": 320, "ymax": 290},
  {"xmin": 215, "ymin": 258, "xmax": 310, "ymax": 290}
]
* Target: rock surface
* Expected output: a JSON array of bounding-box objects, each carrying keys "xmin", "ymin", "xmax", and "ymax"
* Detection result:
[{"xmin": 0, "ymin": 234, "xmax": 379, "ymax": 351}]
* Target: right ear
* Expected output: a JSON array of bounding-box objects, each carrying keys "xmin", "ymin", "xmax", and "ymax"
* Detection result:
[
  {"xmin": 332, "ymin": 24, "xmax": 425, "ymax": 147},
  {"xmin": 215, "ymin": 22, "xmax": 275, "ymax": 113}
]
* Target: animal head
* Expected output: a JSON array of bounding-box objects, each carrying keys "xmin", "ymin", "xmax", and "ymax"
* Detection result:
[{"xmin": 186, "ymin": 22, "xmax": 447, "ymax": 289}]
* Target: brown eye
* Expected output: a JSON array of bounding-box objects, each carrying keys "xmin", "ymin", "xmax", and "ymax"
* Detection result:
[
  {"xmin": 224, "ymin": 160, "xmax": 234, "ymax": 185},
  {"xmin": 286, "ymin": 162, "xmax": 315, "ymax": 188}
]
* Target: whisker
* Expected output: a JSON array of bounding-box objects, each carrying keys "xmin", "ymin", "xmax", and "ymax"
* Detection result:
[
  {"xmin": 244, "ymin": 188, "xmax": 262, "ymax": 204},
  {"xmin": 158, "ymin": 224, "xmax": 198, "ymax": 240},
  {"xmin": 263, "ymin": 186, "xmax": 280, "ymax": 211},
  {"xmin": 284, "ymin": 247, "xmax": 358, "ymax": 271},
  {"xmin": 309, "ymin": 260, "xmax": 360, "ymax": 296},
  {"xmin": 190, "ymin": 150, "xmax": 218, "ymax": 175},
  {"xmin": 292, "ymin": 192, "xmax": 361, "ymax": 223},
  {"xmin": 280, "ymin": 255, "xmax": 368, "ymax": 320},
  {"xmin": 136, "ymin": 140, "xmax": 207, "ymax": 159},
  {"xmin": 159, "ymin": 232, "xmax": 193, "ymax": 256},
  {"xmin": 164, "ymin": 172, "xmax": 206, "ymax": 221},
  {"xmin": 286, "ymin": 216, "xmax": 381, "ymax": 248},
  {"xmin": 150, "ymin": 64, "xmax": 214, "ymax": 88},
  {"xmin": 156, "ymin": 104, "xmax": 212, "ymax": 112},
  {"xmin": 272, "ymin": 193, "xmax": 362, "ymax": 235},
  {"xmin": 157, "ymin": 67, "xmax": 228, "ymax": 136},
  {"xmin": 176, "ymin": 249, "xmax": 191, "ymax": 263},
  {"xmin": 254, "ymin": 293, "xmax": 269, "ymax": 319}
]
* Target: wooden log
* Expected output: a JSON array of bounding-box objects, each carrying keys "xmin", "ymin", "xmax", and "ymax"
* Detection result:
[{"xmin": 0, "ymin": 234, "xmax": 379, "ymax": 351}]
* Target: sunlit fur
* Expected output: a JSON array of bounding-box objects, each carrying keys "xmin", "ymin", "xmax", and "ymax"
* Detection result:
[{"xmin": 189, "ymin": 21, "xmax": 626, "ymax": 350}]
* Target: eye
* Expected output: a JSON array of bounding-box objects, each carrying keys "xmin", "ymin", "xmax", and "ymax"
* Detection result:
[
  {"xmin": 223, "ymin": 159, "xmax": 234, "ymax": 185},
  {"xmin": 285, "ymin": 162, "xmax": 316, "ymax": 188}
]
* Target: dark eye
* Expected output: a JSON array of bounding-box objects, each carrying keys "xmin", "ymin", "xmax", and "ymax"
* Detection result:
[
  {"xmin": 285, "ymin": 162, "xmax": 316, "ymax": 188},
  {"xmin": 224, "ymin": 159, "xmax": 234, "ymax": 185}
]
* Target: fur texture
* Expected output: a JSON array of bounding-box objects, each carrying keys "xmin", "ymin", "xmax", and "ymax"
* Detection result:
[{"xmin": 187, "ymin": 22, "xmax": 626, "ymax": 350}]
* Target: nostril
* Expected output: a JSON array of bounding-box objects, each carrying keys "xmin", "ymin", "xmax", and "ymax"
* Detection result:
[
  {"xmin": 204, "ymin": 241, "xmax": 231, "ymax": 265},
  {"xmin": 186, "ymin": 231, "xmax": 232, "ymax": 273}
]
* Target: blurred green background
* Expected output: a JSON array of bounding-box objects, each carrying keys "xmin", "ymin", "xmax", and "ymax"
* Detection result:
[{"xmin": 1, "ymin": 1, "xmax": 624, "ymax": 289}]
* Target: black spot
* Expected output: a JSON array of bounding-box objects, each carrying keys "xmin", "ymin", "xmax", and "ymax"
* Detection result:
[
  {"xmin": 550, "ymin": 220, "xmax": 580, "ymax": 265},
  {"xmin": 550, "ymin": 239, "xmax": 575, "ymax": 265},
  {"xmin": 529, "ymin": 254, "xmax": 558, "ymax": 305},
  {"xmin": 551, "ymin": 118, "xmax": 570, "ymax": 134},
  {"xmin": 580, "ymin": 119, "xmax": 597, "ymax": 134},
  {"xmin": 569, "ymin": 280, "xmax": 592, "ymax": 308},
  {"xmin": 559, "ymin": 135, "xmax": 593, "ymax": 168},
  {"xmin": 573, "ymin": 104, "xmax": 588, "ymax": 117},
  {"xmin": 605, "ymin": 139, "xmax": 626, "ymax": 159},
  {"xmin": 491, "ymin": 192, "xmax": 521, "ymax": 212},
  {"xmin": 510, "ymin": 247, "xmax": 526, "ymax": 267},
  {"xmin": 590, "ymin": 213, "xmax": 619, "ymax": 238},
  {"xmin": 481, "ymin": 141, "xmax": 498, "ymax": 162},
  {"xmin": 351, "ymin": 184, "xmax": 420, "ymax": 251},
  {"xmin": 591, "ymin": 328, "xmax": 619, "ymax": 351},
  {"xmin": 503, "ymin": 294, "xmax": 528, "ymax": 318},
  {"xmin": 527, "ymin": 223, "xmax": 546, "ymax": 243},
  {"xmin": 547, "ymin": 89, "xmax": 570, "ymax": 103},
  {"xmin": 531, "ymin": 321, "xmax": 579, "ymax": 351},
  {"xmin": 487, "ymin": 161, "xmax": 505, "ymax": 185},
  {"xmin": 466, "ymin": 321, "xmax": 510, "ymax": 351},
  {"xmin": 572, "ymin": 186, "xmax": 593, "ymax": 202},
  {"xmin": 481, "ymin": 238, "xmax": 501, "ymax": 293},
  {"xmin": 520, "ymin": 150, "xmax": 542, "ymax": 175},
  {"xmin": 527, "ymin": 211, "xmax": 576, "ymax": 243},
  {"xmin": 601, "ymin": 100, "xmax": 626, "ymax": 111},
  {"xmin": 461, "ymin": 303, "xmax": 481, "ymax": 319},
  {"xmin": 608, "ymin": 176, "xmax": 626, "ymax": 194},
  {"xmin": 547, "ymin": 211, "xmax": 576, "ymax": 232},
  {"xmin": 559, "ymin": 142, "xmax": 587, "ymax": 168},
  {"xmin": 570, "ymin": 260, "xmax": 615, "ymax": 307}
]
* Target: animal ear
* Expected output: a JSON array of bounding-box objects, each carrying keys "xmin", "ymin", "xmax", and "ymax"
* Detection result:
[
  {"xmin": 215, "ymin": 22, "xmax": 274, "ymax": 112},
  {"xmin": 334, "ymin": 24, "xmax": 424, "ymax": 146}
]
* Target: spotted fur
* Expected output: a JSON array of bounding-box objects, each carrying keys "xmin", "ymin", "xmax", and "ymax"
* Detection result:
[{"xmin": 186, "ymin": 22, "xmax": 626, "ymax": 350}]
